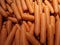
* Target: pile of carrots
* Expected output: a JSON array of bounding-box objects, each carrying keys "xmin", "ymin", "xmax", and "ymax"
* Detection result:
[{"xmin": 0, "ymin": 0, "xmax": 60, "ymax": 45}]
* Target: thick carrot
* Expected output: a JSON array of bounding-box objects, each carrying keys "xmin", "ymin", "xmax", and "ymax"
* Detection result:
[
  {"xmin": 8, "ymin": 17, "xmax": 18, "ymax": 23},
  {"xmin": 52, "ymin": 0, "xmax": 59, "ymax": 13},
  {"xmin": 29, "ymin": 23, "xmax": 34, "ymax": 35},
  {"xmin": 44, "ymin": 0, "xmax": 54, "ymax": 13},
  {"xmin": 47, "ymin": 24, "xmax": 54, "ymax": 45},
  {"xmin": 1, "ymin": 25, "xmax": 8, "ymax": 45},
  {"xmin": 25, "ymin": 0, "xmax": 34, "ymax": 13},
  {"xmin": 6, "ymin": 0, "xmax": 12, "ymax": 4},
  {"xmin": 55, "ymin": 20, "xmax": 60, "ymax": 45},
  {"xmin": 0, "ymin": 14, "xmax": 2, "ymax": 32},
  {"xmin": 35, "ymin": 1, "xmax": 40, "ymax": 36},
  {"xmin": 22, "ymin": 13, "xmax": 34, "ymax": 21},
  {"xmin": 44, "ymin": 5, "xmax": 50, "ymax": 27},
  {"xmin": 23, "ymin": 21, "xmax": 30, "ymax": 32},
  {"xmin": 6, "ymin": 4, "xmax": 13, "ymax": 14},
  {"xmin": 11, "ymin": 3, "xmax": 21, "ymax": 20},
  {"xmin": 20, "ymin": 24, "xmax": 28, "ymax": 45},
  {"xmin": 6, "ymin": 20, "xmax": 12, "ymax": 34},
  {"xmin": 50, "ymin": 16, "xmax": 55, "ymax": 34},
  {"xmin": 26, "ymin": 32, "xmax": 41, "ymax": 45},
  {"xmin": 20, "ymin": 0, "xmax": 28, "ymax": 11},
  {"xmin": 40, "ymin": 13, "xmax": 46, "ymax": 44},
  {"xmin": 0, "ymin": 6, "xmax": 8, "ymax": 17},
  {"xmin": 0, "ymin": 0, "xmax": 7, "ymax": 10},
  {"xmin": 15, "ymin": 29, "xmax": 20, "ymax": 45},
  {"xmin": 4, "ymin": 24, "xmax": 17, "ymax": 45},
  {"xmin": 16, "ymin": 0, "xmax": 23, "ymax": 15}
]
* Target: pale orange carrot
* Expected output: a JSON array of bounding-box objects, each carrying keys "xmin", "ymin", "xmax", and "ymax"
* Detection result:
[{"xmin": 35, "ymin": 1, "xmax": 40, "ymax": 36}]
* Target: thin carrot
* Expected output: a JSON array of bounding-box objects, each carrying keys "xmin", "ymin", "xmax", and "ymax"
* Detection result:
[
  {"xmin": 11, "ymin": 3, "xmax": 21, "ymax": 20},
  {"xmin": 35, "ymin": 1, "xmax": 40, "ymax": 36},
  {"xmin": 40, "ymin": 13, "xmax": 46, "ymax": 44},
  {"xmin": 6, "ymin": 0, "xmax": 12, "ymax": 4},
  {"xmin": 27, "ymin": 21, "xmax": 32, "ymax": 27}
]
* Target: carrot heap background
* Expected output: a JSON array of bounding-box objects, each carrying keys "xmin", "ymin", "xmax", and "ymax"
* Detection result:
[{"xmin": 0, "ymin": 0, "xmax": 60, "ymax": 45}]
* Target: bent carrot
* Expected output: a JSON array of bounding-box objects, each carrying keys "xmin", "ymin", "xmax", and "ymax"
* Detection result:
[
  {"xmin": 35, "ymin": 1, "xmax": 40, "ymax": 36},
  {"xmin": 11, "ymin": 3, "xmax": 21, "ymax": 20},
  {"xmin": 40, "ymin": 13, "xmax": 46, "ymax": 44}
]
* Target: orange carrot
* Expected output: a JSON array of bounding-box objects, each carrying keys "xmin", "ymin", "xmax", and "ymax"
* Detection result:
[
  {"xmin": 27, "ymin": 21, "xmax": 32, "ymax": 27},
  {"xmin": 4, "ymin": 24, "xmax": 17, "ymax": 45},
  {"xmin": 20, "ymin": 0, "xmax": 28, "ymax": 11},
  {"xmin": 6, "ymin": 0, "xmax": 12, "ymax": 4},
  {"xmin": 40, "ymin": 13, "xmax": 46, "ymax": 44},
  {"xmin": 0, "ymin": 0, "xmax": 7, "ymax": 10},
  {"xmin": 35, "ymin": 1, "xmax": 40, "ymax": 36},
  {"xmin": 12, "ymin": 39, "xmax": 16, "ymax": 45},
  {"xmin": 11, "ymin": 3, "xmax": 21, "ymax": 20}
]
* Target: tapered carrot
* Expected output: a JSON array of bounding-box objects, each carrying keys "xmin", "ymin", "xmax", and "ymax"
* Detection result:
[
  {"xmin": 38, "ymin": 0, "xmax": 43, "ymax": 14},
  {"xmin": 12, "ymin": 39, "xmax": 16, "ymax": 45},
  {"xmin": 52, "ymin": 0, "xmax": 59, "ymax": 13},
  {"xmin": 1, "ymin": 24, "xmax": 8, "ymax": 45},
  {"xmin": 44, "ymin": 0, "xmax": 54, "ymax": 13},
  {"xmin": 44, "ymin": 5, "xmax": 50, "ymax": 27},
  {"xmin": 0, "ymin": 14, "xmax": 2, "ymax": 32},
  {"xmin": 6, "ymin": 20, "xmax": 12, "ymax": 34},
  {"xmin": 16, "ymin": 0, "xmax": 23, "ymax": 15},
  {"xmin": 34, "ymin": 1, "xmax": 40, "ymax": 36},
  {"xmin": 15, "ymin": 29, "xmax": 20, "ymax": 45},
  {"xmin": 20, "ymin": 0, "xmax": 28, "ymax": 11},
  {"xmin": 0, "ymin": 0, "xmax": 7, "ymax": 10},
  {"xmin": 0, "ymin": 6, "xmax": 8, "ymax": 17},
  {"xmin": 23, "ymin": 21, "xmax": 30, "ymax": 32},
  {"xmin": 26, "ymin": 32, "xmax": 41, "ymax": 45},
  {"xmin": 55, "ymin": 20, "xmax": 60, "ymax": 45},
  {"xmin": 50, "ymin": 16, "xmax": 55, "ymax": 34},
  {"xmin": 4, "ymin": 24, "xmax": 17, "ymax": 45},
  {"xmin": 22, "ymin": 13, "xmax": 34, "ymax": 21},
  {"xmin": 20, "ymin": 24, "xmax": 28, "ymax": 45},
  {"xmin": 25, "ymin": 0, "xmax": 34, "ymax": 13},
  {"xmin": 6, "ymin": 4, "xmax": 13, "ymax": 14},
  {"xmin": 29, "ymin": 23, "xmax": 34, "ymax": 35},
  {"xmin": 6, "ymin": 0, "xmax": 12, "ymax": 4},
  {"xmin": 11, "ymin": 3, "xmax": 21, "ymax": 20},
  {"xmin": 8, "ymin": 17, "xmax": 18, "ymax": 23},
  {"xmin": 27, "ymin": 21, "xmax": 32, "ymax": 27},
  {"xmin": 47, "ymin": 24, "xmax": 54, "ymax": 45},
  {"xmin": 40, "ymin": 13, "xmax": 46, "ymax": 44}
]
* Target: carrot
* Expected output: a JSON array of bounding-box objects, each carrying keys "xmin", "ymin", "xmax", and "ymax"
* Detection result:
[
  {"xmin": 0, "ymin": 14, "xmax": 2, "ymax": 32},
  {"xmin": 23, "ymin": 21, "xmax": 30, "ymax": 32},
  {"xmin": 8, "ymin": 17, "xmax": 18, "ymax": 23},
  {"xmin": 47, "ymin": 24, "xmax": 54, "ymax": 45},
  {"xmin": 26, "ymin": 32, "xmax": 41, "ymax": 45},
  {"xmin": 55, "ymin": 20, "xmax": 60, "ymax": 45},
  {"xmin": 44, "ymin": 5, "xmax": 50, "ymax": 27},
  {"xmin": 29, "ymin": 0, "xmax": 33, "ymax": 5},
  {"xmin": 27, "ymin": 21, "xmax": 32, "ymax": 27},
  {"xmin": 44, "ymin": 0, "xmax": 54, "ymax": 13},
  {"xmin": 6, "ymin": 4, "xmax": 13, "ymax": 14},
  {"xmin": 50, "ymin": 16, "xmax": 55, "ymax": 34},
  {"xmin": 16, "ymin": 0, "xmax": 23, "ymax": 15},
  {"xmin": 15, "ymin": 29, "xmax": 20, "ymax": 45},
  {"xmin": 35, "ymin": 1, "xmax": 40, "ymax": 36},
  {"xmin": 4, "ymin": 24, "xmax": 17, "ymax": 45},
  {"xmin": 0, "ymin": 0, "xmax": 7, "ymax": 10},
  {"xmin": 6, "ymin": 20, "xmax": 12, "ymax": 35},
  {"xmin": 25, "ymin": 0, "xmax": 34, "ymax": 13},
  {"xmin": 12, "ymin": 38, "xmax": 16, "ymax": 45},
  {"xmin": 11, "ymin": 3, "xmax": 21, "ymax": 20},
  {"xmin": 6, "ymin": 0, "xmax": 12, "ymax": 4},
  {"xmin": 52, "ymin": 0, "xmax": 59, "ymax": 13},
  {"xmin": 22, "ymin": 13, "xmax": 34, "ymax": 21},
  {"xmin": 1, "ymin": 24, "xmax": 8, "ymax": 45},
  {"xmin": 58, "ymin": 0, "xmax": 60, "ymax": 3},
  {"xmin": 12, "ymin": 0, "xmax": 16, "ymax": 3},
  {"xmin": 40, "ymin": 13, "xmax": 46, "ymax": 44},
  {"xmin": 20, "ymin": 24, "xmax": 28, "ymax": 45},
  {"xmin": 0, "ymin": 6, "xmax": 8, "ymax": 17},
  {"xmin": 58, "ymin": 5, "xmax": 60, "ymax": 15},
  {"xmin": 20, "ymin": 0, "xmax": 28, "ymax": 11},
  {"xmin": 29, "ymin": 23, "xmax": 34, "ymax": 35},
  {"xmin": 56, "ymin": 15, "xmax": 60, "ymax": 21}
]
